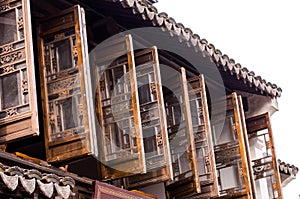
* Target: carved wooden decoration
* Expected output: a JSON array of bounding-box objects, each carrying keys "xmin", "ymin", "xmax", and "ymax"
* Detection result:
[
  {"xmin": 246, "ymin": 112, "xmax": 282, "ymax": 199},
  {"xmin": 37, "ymin": 5, "xmax": 95, "ymax": 162},
  {"xmin": 126, "ymin": 47, "xmax": 172, "ymax": 188},
  {"xmin": 166, "ymin": 69, "xmax": 218, "ymax": 199},
  {"xmin": 211, "ymin": 93, "xmax": 252, "ymax": 198},
  {"xmin": 0, "ymin": 0, "xmax": 39, "ymax": 142}
]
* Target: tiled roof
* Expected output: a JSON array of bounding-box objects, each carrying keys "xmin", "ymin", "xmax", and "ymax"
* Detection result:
[
  {"xmin": 114, "ymin": 0, "xmax": 282, "ymax": 97},
  {"xmin": 278, "ymin": 159, "xmax": 298, "ymax": 187},
  {"xmin": 278, "ymin": 159, "xmax": 298, "ymax": 176},
  {"xmin": 0, "ymin": 162, "xmax": 75, "ymax": 198}
]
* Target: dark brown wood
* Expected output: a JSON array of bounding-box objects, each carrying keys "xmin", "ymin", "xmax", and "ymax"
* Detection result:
[{"xmin": 0, "ymin": 0, "xmax": 39, "ymax": 143}]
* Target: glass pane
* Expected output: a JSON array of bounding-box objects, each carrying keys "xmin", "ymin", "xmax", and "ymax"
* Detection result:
[
  {"xmin": 0, "ymin": 10, "xmax": 17, "ymax": 46},
  {"xmin": 138, "ymin": 84, "xmax": 151, "ymax": 105},
  {"xmin": 143, "ymin": 127, "xmax": 157, "ymax": 154},
  {"xmin": 61, "ymin": 97, "xmax": 76, "ymax": 129},
  {"xmin": 219, "ymin": 165, "xmax": 240, "ymax": 190},
  {"xmin": 1, "ymin": 73, "xmax": 20, "ymax": 109},
  {"xmin": 54, "ymin": 39, "xmax": 72, "ymax": 71}
]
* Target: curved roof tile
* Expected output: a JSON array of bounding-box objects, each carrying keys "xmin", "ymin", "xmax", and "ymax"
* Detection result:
[
  {"xmin": 116, "ymin": 0, "xmax": 282, "ymax": 97},
  {"xmin": 278, "ymin": 160, "xmax": 299, "ymax": 176},
  {"xmin": 0, "ymin": 163, "xmax": 75, "ymax": 199}
]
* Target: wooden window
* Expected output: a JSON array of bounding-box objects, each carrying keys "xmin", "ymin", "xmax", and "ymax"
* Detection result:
[
  {"xmin": 95, "ymin": 35, "xmax": 146, "ymax": 179},
  {"xmin": 164, "ymin": 68, "xmax": 195, "ymax": 195},
  {"xmin": 211, "ymin": 93, "xmax": 253, "ymax": 198},
  {"xmin": 95, "ymin": 38, "xmax": 172, "ymax": 181},
  {"xmin": 0, "ymin": 0, "xmax": 39, "ymax": 142},
  {"xmin": 37, "ymin": 5, "xmax": 95, "ymax": 162},
  {"xmin": 246, "ymin": 113, "xmax": 282, "ymax": 199},
  {"xmin": 166, "ymin": 69, "xmax": 218, "ymax": 199},
  {"xmin": 126, "ymin": 48, "xmax": 172, "ymax": 188}
]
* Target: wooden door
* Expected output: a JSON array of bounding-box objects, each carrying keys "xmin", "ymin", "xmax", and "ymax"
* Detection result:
[
  {"xmin": 211, "ymin": 93, "xmax": 252, "ymax": 198},
  {"xmin": 37, "ymin": 5, "xmax": 94, "ymax": 162},
  {"xmin": 0, "ymin": 0, "xmax": 39, "ymax": 142}
]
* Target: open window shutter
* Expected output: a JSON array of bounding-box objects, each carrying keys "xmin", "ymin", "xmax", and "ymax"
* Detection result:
[
  {"xmin": 166, "ymin": 70, "xmax": 218, "ymax": 199},
  {"xmin": 37, "ymin": 5, "xmax": 93, "ymax": 162},
  {"xmin": 187, "ymin": 74, "xmax": 218, "ymax": 198},
  {"xmin": 126, "ymin": 47, "xmax": 172, "ymax": 187},
  {"xmin": 211, "ymin": 93, "xmax": 252, "ymax": 198},
  {"xmin": 246, "ymin": 112, "xmax": 282, "ymax": 199},
  {"xmin": 165, "ymin": 68, "xmax": 200, "ymax": 198},
  {"xmin": 94, "ymin": 35, "xmax": 146, "ymax": 179},
  {"xmin": 0, "ymin": 0, "xmax": 39, "ymax": 142}
]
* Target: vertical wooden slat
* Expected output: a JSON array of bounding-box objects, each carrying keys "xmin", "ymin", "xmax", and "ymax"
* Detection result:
[
  {"xmin": 74, "ymin": 4, "xmax": 91, "ymax": 156},
  {"xmin": 232, "ymin": 93, "xmax": 252, "ymax": 198},
  {"xmin": 181, "ymin": 67, "xmax": 201, "ymax": 193},
  {"xmin": 126, "ymin": 35, "xmax": 146, "ymax": 175},
  {"xmin": 237, "ymin": 96, "xmax": 256, "ymax": 199},
  {"xmin": 198, "ymin": 74, "xmax": 219, "ymax": 197},
  {"xmin": 23, "ymin": 0, "xmax": 39, "ymax": 138}
]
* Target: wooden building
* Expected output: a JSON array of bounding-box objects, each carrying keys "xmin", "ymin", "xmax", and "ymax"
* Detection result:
[{"xmin": 0, "ymin": 0, "xmax": 296, "ymax": 198}]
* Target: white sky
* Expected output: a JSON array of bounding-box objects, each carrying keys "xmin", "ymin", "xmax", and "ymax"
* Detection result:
[{"xmin": 156, "ymin": 1, "xmax": 300, "ymax": 198}]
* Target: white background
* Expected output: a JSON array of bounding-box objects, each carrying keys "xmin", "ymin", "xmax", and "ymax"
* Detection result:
[{"xmin": 156, "ymin": 1, "xmax": 300, "ymax": 198}]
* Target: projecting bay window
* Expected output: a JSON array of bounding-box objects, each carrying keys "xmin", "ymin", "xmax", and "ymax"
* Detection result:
[
  {"xmin": 246, "ymin": 113, "xmax": 282, "ymax": 199},
  {"xmin": 0, "ymin": 0, "xmax": 39, "ymax": 142},
  {"xmin": 94, "ymin": 35, "xmax": 172, "ymax": 183},
  {"xmin": 165, "ymin": 68, "xmax": 218, "ymax": 199},
  {"xmin": 37, "ymin": 5, "xmax": 95, "ymax": 162},
  {"xmin": 211, "ymin": 93, "xmax": 253, "ymax": 198}
]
